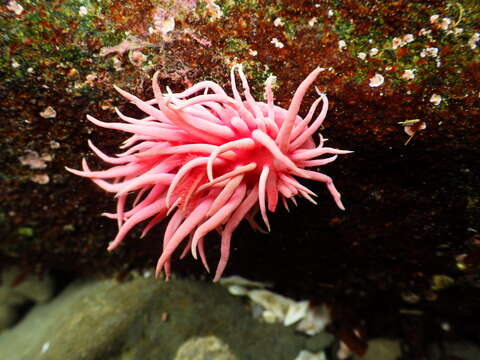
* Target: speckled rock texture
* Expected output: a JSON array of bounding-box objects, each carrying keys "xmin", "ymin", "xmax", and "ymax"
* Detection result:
[
  {"xmin": 174, "ymin": 336, "xmax": 237, "ymax": 360},
  {"xmin": 1, "ymin": 1, "xmax": 479, "ymax": 358},
  {"xmin": 0, "ymin": 275, "xmax": 328, "ymax": 360}
]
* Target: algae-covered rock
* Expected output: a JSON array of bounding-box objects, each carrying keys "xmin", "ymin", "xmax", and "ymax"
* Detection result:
[
  {"xmin": 0, "ymin": 267, "xmax": 54, "ymax": 305},
  {"xmin": 0, "ymin": 266, "xmax": 54, "ymax": 332},
  {"xmin": 0, "ymin": 275, "xmax": 325, "ymax": 360},
  {"xmin": 174, "ymin": 335, "xmax": 237, "ymax": 360}
]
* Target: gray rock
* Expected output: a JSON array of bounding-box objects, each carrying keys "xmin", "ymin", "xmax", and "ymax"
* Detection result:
[
  {"xmin": 0, "ymin": 267, "xmax": 54, "ymax": 305},
  {"xmin": 304, "ymin": 331, "xmax": 335, "ymax": 351},
  {"xmin": 174, "ymin": 335, "xmax": 237, "ymax": 360},
  {"xmin": 0, "ymin": 267, "xmax": 54, "ymax": 332},
  {"xmin": 429, "ymin": 341, "xmax": 480, "ymax": 360},
  {"xmin": 354, "ymin": 338, "xmax": 401, "ymax": 360},
  {"xmin": 0, "ymin": 274, "xmax": 322, "ymax": 360},
  {"xmin": 294, "ymin": 350, "xmax": 327, "ymax": 360},
  {"xmin": 0, "ymin": 305, "xmax": 18, "ymax": 330}
]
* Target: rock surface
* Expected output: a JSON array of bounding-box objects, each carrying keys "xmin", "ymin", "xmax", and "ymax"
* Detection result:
[
  {"xmin": 174, "ymin": 336, "xmax": 237, "ymax": 360},
  {"xmin": 0, "ymin": 275, "xmax": 332, "ymax": 360},
  {"xmin": 354, "ymin": 338, "xmax": 401, "ymax": 360},
  {"xmin": 0, "ymin": 267, "xmax": 54, "ymax": 331}
]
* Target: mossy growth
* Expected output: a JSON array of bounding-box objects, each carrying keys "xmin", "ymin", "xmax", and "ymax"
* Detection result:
[
  {"xmin": 0, "ymin": 0, "xmax": 125, "ymax": 88},
  {"xmin": 17, "ymin": 227, "xmax": 34, "ymax": 237},
  {"xmin": 216, "ymin": 0, "xmax": 260, "ymax": 17},
  {"xmin": 241, "ymin": 62, "xmax": 275, "ymax": 100},
  {"xmin": 225, "ymin": 37, "xmax": 251, "ymax": 55},
  {"xmin": 327, "ymin": 0, "xmax": 480, "ymax": 95}
]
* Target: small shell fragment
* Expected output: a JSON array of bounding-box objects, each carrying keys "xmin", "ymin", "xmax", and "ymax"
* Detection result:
[
  {"xmin": 219, "ymin": 275, "xmax": 270, "ymax": 289},
  {"xmin": 284, "ymin": 300, "xmax": 309, "ymax": 326},
  {"xmin": 40, "ymin": 106, "xmax": 57, "ymax": 119},
  {"xmin": 296, "ymin": 304, "xmax": 331, "ymax": 336}
]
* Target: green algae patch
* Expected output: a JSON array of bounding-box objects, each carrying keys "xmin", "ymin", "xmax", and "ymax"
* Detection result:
[{"xmin": 17, "ymin": 227, "xmax": 34, "ymax": 237}]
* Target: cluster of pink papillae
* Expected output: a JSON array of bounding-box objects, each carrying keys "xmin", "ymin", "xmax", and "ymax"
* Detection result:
[{"xmin": 67, "ymin": 65, "xmax": 351, "ymax": 281}]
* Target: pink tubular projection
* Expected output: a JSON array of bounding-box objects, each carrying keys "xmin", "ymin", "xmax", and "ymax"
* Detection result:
[{"xmin": 66, "ymin": 64, "xmax": 351, "ymax": 281}]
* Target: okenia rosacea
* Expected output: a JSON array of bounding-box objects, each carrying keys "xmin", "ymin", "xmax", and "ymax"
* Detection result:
[{"xmin": 66, "ymin": 65, "xmax": 351, "ymax": 281}]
